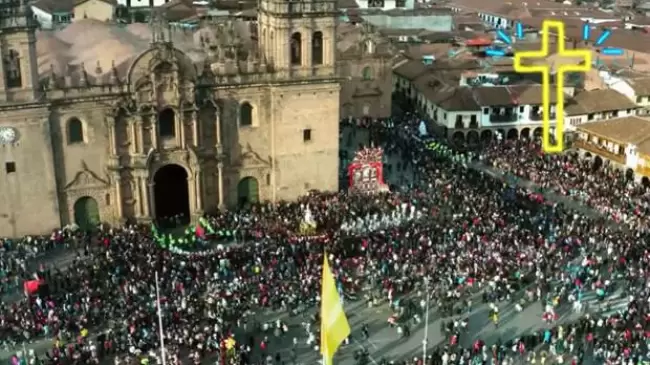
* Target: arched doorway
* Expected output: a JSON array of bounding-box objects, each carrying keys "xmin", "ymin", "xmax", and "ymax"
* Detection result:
[
  {"xmin": 520, "ymin": 128, "xmax": 530, "ymax": 140},
  {"xmin": 153, "ymin": 164, "xmax": 190, "ymax": 226},
  {"xmin": 73, "ymin": 196, "xmax": 101, "ymax": 231},
  {"xmin": 238, "ymin": 177, "xmax": 259, "ymax": 206},
  {"xmin": 467, "ymin": 130, "xmax": 479, "ymax": 145},
  {"xmin": 533, "ymin": 127, "xmax": 543, "ymax": 138},
  {"xmin": 507, "ymin": 129, "xmax": 519, "ymax": 140},
  {"xmin": 451, "ymin": 131, "xmax": 465, "ymax": 143},
  {"xmin": 480, "ymin": 130, "xmax": 493, "ymax": 143},
  {"xmin": 626, "ymin": 168, "xmax": 635, "ymax": 181}
]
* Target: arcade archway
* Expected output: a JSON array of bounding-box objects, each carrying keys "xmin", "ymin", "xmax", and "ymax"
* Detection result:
[{"xmin": 153, "ymin": 164, "xmax": 190, "ymax": 226}]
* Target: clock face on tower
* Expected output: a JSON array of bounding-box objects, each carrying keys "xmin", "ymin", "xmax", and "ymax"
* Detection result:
[{"xmin": 0, "ymin": 127, "xmax": 17, "ymax": 144}]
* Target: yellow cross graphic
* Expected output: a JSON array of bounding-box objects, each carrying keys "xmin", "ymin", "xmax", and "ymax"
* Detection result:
[{"xmin": 514, "ymin": 20, "xmax": 592, "ymax": 153}]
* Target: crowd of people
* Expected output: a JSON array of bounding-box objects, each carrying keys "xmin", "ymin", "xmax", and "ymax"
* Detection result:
[
  {"xmin": 1, "ymin": 117, "xmax": 650, "ymax": 365},
  {"xmin": 480, "ymin": 139, "xmax": 650, "ymax": 230}
]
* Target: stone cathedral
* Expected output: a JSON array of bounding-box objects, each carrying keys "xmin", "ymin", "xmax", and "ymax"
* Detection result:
[{"xmin": 0, "ymin": 0, "xmax": 340, "ymax": 236}]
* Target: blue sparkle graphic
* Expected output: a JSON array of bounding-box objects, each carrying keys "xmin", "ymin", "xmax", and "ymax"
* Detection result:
[
  {"xmin": 484, "ymin": 22, "xmax": 525, "ymax": 58},
  {"xmin": 581, "ymin": 25, "xmax": 623, "ymax": 57}
]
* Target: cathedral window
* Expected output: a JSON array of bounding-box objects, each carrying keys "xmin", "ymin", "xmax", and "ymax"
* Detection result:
[
  {"xmin": 158, "ymin": 108, "xmax": 176, "ymax": 138},
  {"xmin": 290, "ymin": 32, "xmax": 302, "ymax": 66},
  {"xmin": 312, "ymin": 32, "xmax": 323, "ymax": 65},
  {"xmin": 240, "ymin": 102, "xmax": 253, "ymax": 127},
  {"xmin": 67, "ymin": 118, "xmax": 84, "ymax": 144},
  {"xmin": 4, "ymin": 50, "xmax": 21, "ymax": 88},
  {"xmin": 362, "ymin": 66, "xmax": 373, "ymax": 80}
]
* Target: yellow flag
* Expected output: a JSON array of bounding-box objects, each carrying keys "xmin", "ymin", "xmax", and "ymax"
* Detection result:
[{"xmin": 320, "ymin": 253, "xmax": 351, "ymax": 365}]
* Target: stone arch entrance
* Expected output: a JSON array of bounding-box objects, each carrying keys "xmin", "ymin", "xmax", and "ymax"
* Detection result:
[
  {"xmin": 153, "ymin": 164, "xmax": 190, "ymax": 225},
  {"xmin": 507, "ymin": 129, "xmax": 518, "ymax": 139},
  {"xmin": 520, "ymin": 128, "xmax": 531, "ymax": 139},
  {"xmin": 451, "ymin": 131, "xmax": 465, "ymax": 144},
  {"xmin": 467, "ymin": 130, "xmax": 479, "ymax": 145},
  {"xmin": 533, "ymin": 127, "xmax": 543, "ymax": 138},
  {"xmin": 237, "ymin": 177, "xmax": 259, "ymax": 206},
  {"xmin": 480, "ymin": 130, "xmax": 492, "ymax": 143},
  {"xmin": 73, "ymin": 196, "xmax": 101, "ymax": 231}
]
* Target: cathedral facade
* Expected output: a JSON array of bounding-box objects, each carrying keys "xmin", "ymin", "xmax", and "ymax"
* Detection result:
[{"xmin": 0, "ymin": 0, "xmax": 340, "ymax": 236}]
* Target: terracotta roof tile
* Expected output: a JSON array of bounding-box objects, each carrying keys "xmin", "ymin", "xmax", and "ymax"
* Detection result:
[
  {"xmin": 393, "ymin": 59, "xmax": 430, "ymax": 81},
  {"xmin": 472, "ymin": 86, "xmax": 514, "ymax": 106},
  {"xmin": 626, "ymin": 77, "xmax": 650, "ymax": 96},
  {"xmin": 565, "ymin": 89, "xmax": 638, "ymax": 115},
  {"xmin": 577, "ymin": 116, "xmax": 650, "ymax": 146}
]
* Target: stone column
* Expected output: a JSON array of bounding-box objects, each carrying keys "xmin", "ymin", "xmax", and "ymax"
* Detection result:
[
  {"xmin": 187, "ymin": 173, "xmax": 196, "ymax": 214},
  {"xmin": 217, "ymin": 162, "xmax": 225, "ymax": 208},
  {"xmin": 140, "ymin": 177, "xmax": 150, "ymax": 217},
  {"xmin": 134, "ymin": 178, "xmax": 143, "ymax": 217},
  {"xmin": 150, "ymin": 116, "xmax": 158, "ymax": 149},
  {"xmin": 195, "ymin": 170, "xmax": 203, "ymax": 211},
  {"xmin": 107, "ymin": 119, "xmax": 116, "ymax": 155},
  {"xmin": 192, "ymin": 110, "xmax": 199, "ymax": 146},
  {"xmin": 135, "ymin": 120, "xmax": 144, "ymax": 154},
  {"xmin": 149, "ymin": 182, "xmax": 157, "ymax": 219},
  {"xmin": 178, "ymin": 111, "xmax": 185, "ymax": 149},
  {"xmin": 128, "ymin": 119, "xmax": 136, "ymax": 154},
  {"xmin": 303, "ymin": 29, "xmax": 311, "ymax": 67},
  {"xmin": 215, "ymin": 108, "xmax": 222, "ymax": 146},
  {"xmin": 114, "ymin": 175, "xmax": 122, "ymax": 219}
]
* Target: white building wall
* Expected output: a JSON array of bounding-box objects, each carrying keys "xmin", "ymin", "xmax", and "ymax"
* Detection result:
[{"xmin": 31, "ymin": 6, "xmax": 53, "ymax": 29}]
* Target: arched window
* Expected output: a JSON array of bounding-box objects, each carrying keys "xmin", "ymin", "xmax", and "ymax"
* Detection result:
[
  {"xmin": 240, "ymin": 102, "xmax": 253, "ymax": 127},
  {"xmin": 312, "ymin": 31, "xmax": 323, "ymax": 65},
  {"xmin": 4, "ymin": 49, "xmax": 21, "ymax": 88},
  {"xmin": 362, "ymin": 66, "xmax": 372, "ymax": 80},
  {"xmin": 290, "ymin": 32, "xmax": 302, "ymax": 66},
  {"xmin": 158, "ymin": 108, "xmax": 176, "ymax": 138},
  {"xmin": 68, "ymin": 117, "xmax": 84, "ymax": 144}
]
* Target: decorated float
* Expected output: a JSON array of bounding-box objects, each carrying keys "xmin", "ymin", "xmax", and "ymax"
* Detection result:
[{"xmin": 347, "ymin": 147, "xmax": 389, "ymax": 194}]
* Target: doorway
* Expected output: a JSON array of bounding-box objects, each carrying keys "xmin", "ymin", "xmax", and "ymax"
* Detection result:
[
  {"xmin": 73, "ymin": 196, "xmax": 101, "ymax": 231},
  {"xmin": 154, "ymin": 164, "xmax": 190, "ymax": 226},
  {"xmin": 237, "ymin": 177, "xmax": 259, "ymax": 207}
]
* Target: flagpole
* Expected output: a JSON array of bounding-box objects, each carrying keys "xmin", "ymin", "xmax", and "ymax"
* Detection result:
[{"xmin": 155, "ymin": 271, "xmax": 167, "ymax": 365}]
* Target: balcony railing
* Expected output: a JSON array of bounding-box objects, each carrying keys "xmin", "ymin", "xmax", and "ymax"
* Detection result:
[
  {"xmin": 529, "ymin": 112, "xmax": 556, "ymax": 121},
  {"xmin": 573, "ymin": 140, "xmax": 625, "ymax": 164},
  {"xmin": 489, "ymin": 114, "xmax": 518, "ymax": 122}
]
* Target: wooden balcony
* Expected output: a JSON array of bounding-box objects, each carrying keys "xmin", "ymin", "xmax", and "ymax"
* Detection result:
[{"xmin": 573, "ymin": 140, "xmax": 626, "ymax": 164}]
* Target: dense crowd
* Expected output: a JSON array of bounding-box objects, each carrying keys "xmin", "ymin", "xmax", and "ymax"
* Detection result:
[
  {"xmin": 481, "ymin": 139, "xmax": 650, "ymax": 230},
  {"xmin": 1, "ymin": 118, "xmax": 650, "ymax": 365}
]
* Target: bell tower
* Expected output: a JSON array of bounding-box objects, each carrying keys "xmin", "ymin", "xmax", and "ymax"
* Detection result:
[
  {"xmin": 0, "ymin": 0, "xmax": 40, "ymax": 102},
  {"xmin": 258, "ymin": 0, "xmax": 337, "ymax": 77}
]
